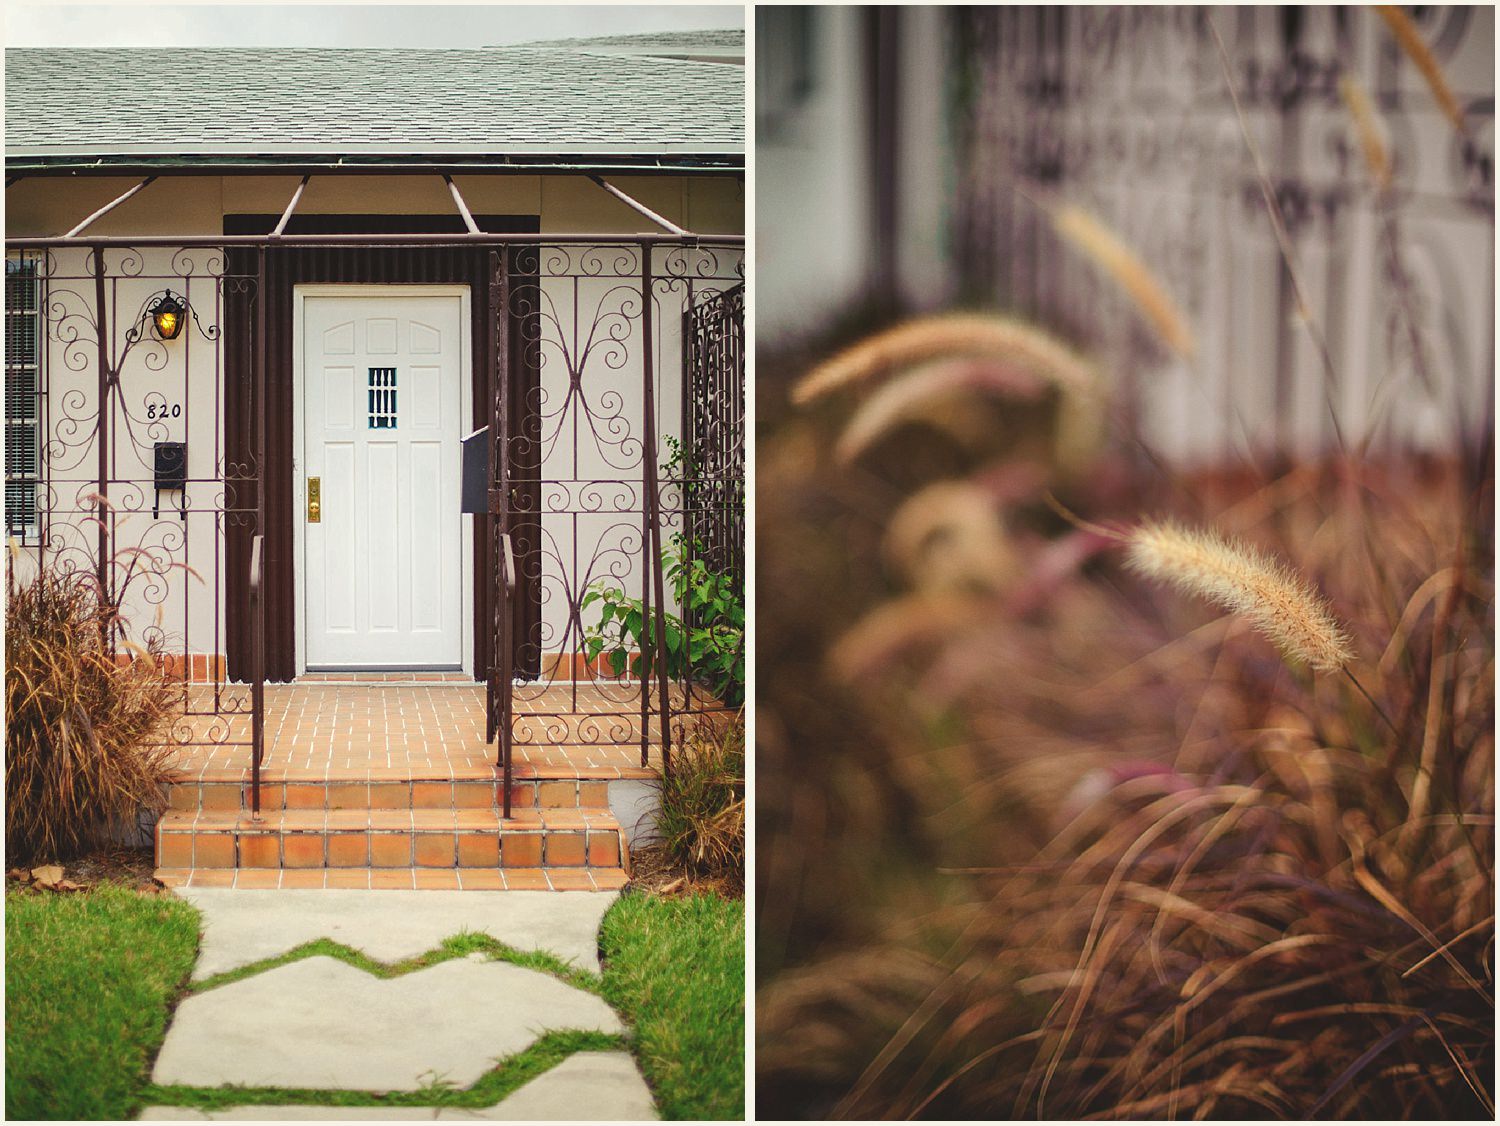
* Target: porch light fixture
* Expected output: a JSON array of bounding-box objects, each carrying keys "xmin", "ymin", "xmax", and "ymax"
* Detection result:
[{"xmin": 150, "ymin": 291, "xmax": 186, "ymax": 340}]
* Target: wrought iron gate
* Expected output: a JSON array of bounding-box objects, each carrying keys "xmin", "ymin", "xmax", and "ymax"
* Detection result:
[
  {"xmin": 486, "ymin": 243, "xmax": 745, "ymax": 805},
  {"xmin": 4, "ymin": 243, "xmax": 267, "ymax": 793}
]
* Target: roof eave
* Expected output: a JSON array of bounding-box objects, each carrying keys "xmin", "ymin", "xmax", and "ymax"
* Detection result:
[{"xmin": 5, "ymin": 150, "xmax": 746, "ymax": 177}]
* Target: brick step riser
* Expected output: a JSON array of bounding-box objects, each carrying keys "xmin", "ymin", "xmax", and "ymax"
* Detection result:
[
  {"xmin": 156, "ymin": 825, "xmax": 625, "ymax": 871},
  {"xmin": 166, "ymin": 778, "xmax": 614, "ymax": 814}
]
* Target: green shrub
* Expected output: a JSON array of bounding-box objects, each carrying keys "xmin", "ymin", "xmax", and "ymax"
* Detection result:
[{"xmin": 581, "ymin": 533, "xmax": 745, "ymax": 708}]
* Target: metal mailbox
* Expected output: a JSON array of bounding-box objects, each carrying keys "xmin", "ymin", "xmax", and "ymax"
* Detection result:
[{"xmin": 461, "ymin": 426, "xmax": 489, "ymax": 514}]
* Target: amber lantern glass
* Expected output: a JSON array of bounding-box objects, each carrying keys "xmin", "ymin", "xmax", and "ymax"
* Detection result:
[{"xmin": 151, "ymin": 291, "xmax": 185, "ymax": 340}]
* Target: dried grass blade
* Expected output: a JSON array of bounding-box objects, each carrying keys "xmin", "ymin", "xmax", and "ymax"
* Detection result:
[
  {"xmin": 1049, "ymin": 202, "xmax": 1196, "ymax": 359},
  {"xmin": 1376, "ymin": 5, "xmax": 1468, "ymax": 135},
  {"xmin": 1307, "ymin": 1015, "xmax": 1425, "ymax": 1117},
  {"xmin": 1349, "ymin": 850, "xmax": 1487, "ymax": 997},
  {"xmin": 1338, "ymin": 74, "xmax": 1393, "ymax": 190},
  {"xmin": 1402, "ymin": 915, "xmax": 1495, "ymax": 979}
]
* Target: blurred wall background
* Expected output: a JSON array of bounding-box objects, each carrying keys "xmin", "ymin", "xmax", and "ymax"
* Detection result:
[{"xmin": 756, "ymin": 5, "xmax": 1494, "ymax": 467}]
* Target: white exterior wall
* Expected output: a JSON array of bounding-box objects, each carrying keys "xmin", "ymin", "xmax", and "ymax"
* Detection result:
[
  {"xmin": 7, "ymin": 173, "xmax": 743, "ymax": 672},
  {"xmin": 756, "ymin": 6, "xmax": 874, "ymax": 338}
]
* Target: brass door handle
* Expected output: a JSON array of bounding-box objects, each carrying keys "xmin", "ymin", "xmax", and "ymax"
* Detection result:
[{"xmin": 307, "ymin": 477, "xmax": 321, "ymax": 523}]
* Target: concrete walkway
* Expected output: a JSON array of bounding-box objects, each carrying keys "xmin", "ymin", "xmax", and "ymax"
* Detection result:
[
  {"xmin": 178, "ymin": 888, "xmax": 616, "ymax": 977},
  {"xmin": 142, "ymin": 891, "xmax": 656, "ymax": 1120}
]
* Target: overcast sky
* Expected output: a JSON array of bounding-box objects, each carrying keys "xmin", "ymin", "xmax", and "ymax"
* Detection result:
[{"xmin": 5, "ymin": 2, "xmax": 743, "ymax": 48}]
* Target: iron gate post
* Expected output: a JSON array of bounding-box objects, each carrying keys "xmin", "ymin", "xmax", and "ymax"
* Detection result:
[
  {"xmin": 488, "ymin": 247, "xmax": 515, "ymax": 819},
  {"xmin": 640, "ymin": 248, "xmax": 674, "ymax": 779},
  {"xmin": 251, "ymin": 245, "xmax": 268, "ymax": 816},
  {"xmin": 90, "ymin": 247, "xmax": 111, "ymax": 612}
]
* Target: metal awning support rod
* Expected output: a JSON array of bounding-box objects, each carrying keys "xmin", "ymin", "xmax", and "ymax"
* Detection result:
[
  {"xmin": 443, "ymin": 174, "xmax": 482, "ymax": 235},
  {"xmin": 588, "ymin": 174, "xmax": 692, "ymax": 237},
  {"xmin": 62, "ymin": 176, "xmax": 156, "ymax": 238},
  {"xmin": 7, "ymin": 232, "xmax": 742, "ymax": 249},
  {"xmin": 270, "ymin": 175, "xmax": 310, "ymax": 237}
]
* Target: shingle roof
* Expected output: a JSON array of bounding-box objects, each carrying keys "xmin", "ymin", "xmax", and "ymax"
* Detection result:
[
  {"xmin": 536, "ymin": 29, "xmax": 744, "ymax": 52},
  {"xmin": 4, "ymin": 43, "xmax": 744, "ymax": 161}
]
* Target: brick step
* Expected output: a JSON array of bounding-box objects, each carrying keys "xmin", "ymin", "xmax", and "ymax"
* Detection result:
[
  {"xmin": 155, "ymin": 808, "xmax": 626, "ymax": 871},
  {"xmin": 153, "ymin": 867, "xmax": 629, "ymax": 891},
  {"xmin": 166, "ymin": 775, "xmax": 622, "ymax": 814}
]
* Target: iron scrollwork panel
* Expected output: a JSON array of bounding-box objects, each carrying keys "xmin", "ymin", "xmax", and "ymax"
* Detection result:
[
  {"xmin": 10, "ymin": 244, "xmax": 263, "ymax": 758},
  {"xmin": 954, "ymin": 5, "xmax": 1494, "ymax": 463},
  {"xmin": 491, "ymin": 243, "xmax": 744, "ymax": 753}
]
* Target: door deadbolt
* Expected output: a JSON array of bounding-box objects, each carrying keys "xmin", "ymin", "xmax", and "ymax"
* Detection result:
[{"xmin": 307, "ymin": 477, "xmax": 321, "ymax": 523}]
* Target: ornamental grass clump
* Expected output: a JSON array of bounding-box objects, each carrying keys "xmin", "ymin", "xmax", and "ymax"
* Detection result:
[
  {"xmin": 654, "ymin": 715, "xmax": 745, "ymax": 888},
  {"xmin": 5, "ymin": 568, "xmax": 180, "ymax": 862},
  {"xmin": 757, "ymin": 454, "xmax": 1493, "ymax": 1120}
]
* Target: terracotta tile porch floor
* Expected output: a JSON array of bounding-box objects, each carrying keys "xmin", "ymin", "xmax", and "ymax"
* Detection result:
[{"xmin": 161, "ymin": 679, "xmax": 708, "ymax": 782}]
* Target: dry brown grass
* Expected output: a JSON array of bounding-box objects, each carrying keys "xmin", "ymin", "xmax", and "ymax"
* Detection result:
[
  {"xmin": 653, "ymin": 714, "xmax": 745, "ymax": 889},
  {"xmin": 6, "ymin": 568, "xmax": 181, "ymax": 862},
  {"xmin": 757, "ymin": 447, "xmax": 1493, "ymax": 1119}
]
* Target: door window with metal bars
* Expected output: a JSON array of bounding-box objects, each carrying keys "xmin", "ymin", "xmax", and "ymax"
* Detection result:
[{"xmin": 5, "ymin": 253, "xmax": 42, "ymax": 544}]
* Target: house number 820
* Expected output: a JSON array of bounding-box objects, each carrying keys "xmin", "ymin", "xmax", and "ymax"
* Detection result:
[{"xmin": 146, "ymin": 402, "xmax": 182, "ymax": 420}]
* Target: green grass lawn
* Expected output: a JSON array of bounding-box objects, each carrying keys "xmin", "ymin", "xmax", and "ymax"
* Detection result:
[
  {"xmin": 7, "ymin": 881, "xmax": 744, "ymax": 1120},
  {"xmin": 5, "ymin": 883, "xmax": 200, "ymax": 1121},
  {"xmin": 600, "ymin": 891, "xmax": 746, "ymax": 1120}
]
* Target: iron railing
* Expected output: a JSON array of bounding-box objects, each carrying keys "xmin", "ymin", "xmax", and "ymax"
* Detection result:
[
  {"xmin": 497, "ymin": 531, "xmax": 516, "ymax": 817},
  {"xmin": 248, "ymin": 533, "xmax": 264, "ymax": 816},
  {"xmin": 2, "ymin": 242, "xmax": 264, "ymax": 805}
]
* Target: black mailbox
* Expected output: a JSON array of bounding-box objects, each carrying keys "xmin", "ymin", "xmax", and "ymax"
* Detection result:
[
  {"xmin": 461, "ymin": 427, "xmax": 490, "ymax": 514},
  {"xmin": 153, "ymin": 441, "xmax": 187, "ymax": 519}
]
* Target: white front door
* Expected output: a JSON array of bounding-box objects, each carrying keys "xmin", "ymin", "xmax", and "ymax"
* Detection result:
[{"xmin": 301, "ymin": 292, "xmax": 465, "ymax": 669}]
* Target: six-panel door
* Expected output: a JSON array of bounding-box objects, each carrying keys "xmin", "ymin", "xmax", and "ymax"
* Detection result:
[{"xmin": 302, "ymin": 293, "xmax": 464, "ymax": 668}]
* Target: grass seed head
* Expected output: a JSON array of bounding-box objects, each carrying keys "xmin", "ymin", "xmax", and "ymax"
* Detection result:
[
  {"xmin": 1050, "ymin": 203, "xmax": 1198, "ymax": 360},
  {"xmin": 834, "ymin": 357, "xmax": 1049, "ymax": 464},
  {"xmin": 1126, "ymin": 520, "xmax": 1355, "ymax": 671},
  {"xmin": 791, "ymin": 314, "xmax": 1097, "ymax": 405}
]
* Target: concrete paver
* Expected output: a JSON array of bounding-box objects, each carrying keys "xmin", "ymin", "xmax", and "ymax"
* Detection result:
[
  {"xmin": 152, "ymin": 955, "xmax": 625, "ymax": 1092},
  {"xmin": 139, "ymin": 1051, "xmax": 656, "ymax": 1120},
  {"xmin": 441, "ymin": 1051, "xmax": 657, "ymax": 1120},
  {"xmin": 180, "ymin": 889, "xmax": 616, "ymax": 977}
]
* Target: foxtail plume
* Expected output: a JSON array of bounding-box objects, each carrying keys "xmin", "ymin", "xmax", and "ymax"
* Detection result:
[
  {"xmin": 1049, "ymin": 203, "xmax": 1197, "ymax": 360},
  {"xmin": 791, "ymin": 314, "xmax": 1096, "ymax": 405},
  {"xmin": 1126, "ymin": 520, "xmax": 1353, "ymax": 671}
]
